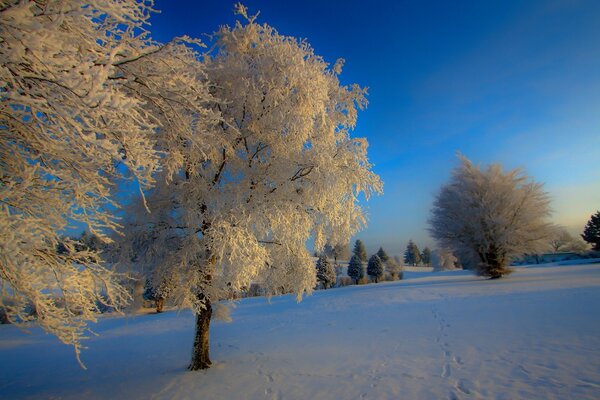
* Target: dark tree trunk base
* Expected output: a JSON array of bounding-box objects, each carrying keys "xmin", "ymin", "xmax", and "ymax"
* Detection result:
[
  {"xmin": 189, "ymin": 300, "xmax": 212, "ymax": 371},
  {"xmin": 156, "ymin": 298, "xmax": 164, "ymax": 313}
]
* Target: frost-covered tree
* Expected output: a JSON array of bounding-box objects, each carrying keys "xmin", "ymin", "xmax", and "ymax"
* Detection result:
[
  {"xmin": 323, "ymin": 242, "xmax": 350, "ymax": 265},
  {"xmin": 550, "ymin": 227, "xmax": 590, "ymax": 253},
  {"xmin": 0, "ymin": 0, "xmax": 218, "ymax": 365},
  {"xmin": 420, "ymin": 247, "xmax": 432, "ymax": 266},
  {"xmin": 376, "ymin": 247, "xmax": 390, "ymax": 264},
  {"xmin": 431, "ymin": 248, "xmax": 458, "ymax": 271},
  {"xmin": 385, "ymin": 257, "xmax": 402, "ymax": 280},
  {"xmin": 144, "ymin": 276, "xmax": 176, "ymax": 313},
  {"xmin": 117, "ymin": 4, "xmax": 382, "ymax": 370},
  {"xmin": 316, "ymin": 255, "xmax": 336, "ymax": 289},
  {"xmin": 347, "ymin": 255, "xmax": 365, "ymax": 284},
  {"xmin": 353, "ymin": 239, "xmax": 368, "ymax": 262},
  {"xmin": 429, "ymin": 156, "xmax": 554, "ymax": 278},
  {"xmin": 367, "ymin": 254, "xmax": 384, "ymax": 283},
  {"xmin": 404, "ymin": 240, "xmax": 421, "ymax": 266},
  {"xmin": 582, "ymin": 211, "xmax": 600, "ymax": 251}
]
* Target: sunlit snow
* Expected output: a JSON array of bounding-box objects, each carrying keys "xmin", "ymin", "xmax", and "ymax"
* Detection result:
[{"xmin": 2, "ymin": 263, "xmax": 600, "ymax": 399}]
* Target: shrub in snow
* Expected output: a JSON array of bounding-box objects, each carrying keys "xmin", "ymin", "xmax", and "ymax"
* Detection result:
[
  {"xmin": 582, "ymin": 211, "xmax": 600, "ymax": 251},
  {"xmin": 316, "ymin": 256, "xmax": 336, "ymax": 289},
  {"xmin": 429, "ymin": 156, "xmax": 554, "ymax": 279},
  {"xmin": 348, "ymin": 255, "xmax": 365, "ymax": 284},
  {"xmin": 386, "ymin": 258, "xmax": 403, "ymax": 280},
  {"xmin": 431, "ymin": 248, "xmax": 458, "ymax": 271},
  {"xmin": 367, "ymin": 254, "xmax": 384, "ymax": 283}
]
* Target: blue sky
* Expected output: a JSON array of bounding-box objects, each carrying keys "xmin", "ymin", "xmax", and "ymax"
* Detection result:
[{"xmin": 149, "ymin": 0, "xmax": 600, "ymax": 256}]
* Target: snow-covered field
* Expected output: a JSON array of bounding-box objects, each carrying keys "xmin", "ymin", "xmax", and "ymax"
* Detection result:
[{"xmin": 2, "ymin": 263, "xmax": 600, "ymax": 400}]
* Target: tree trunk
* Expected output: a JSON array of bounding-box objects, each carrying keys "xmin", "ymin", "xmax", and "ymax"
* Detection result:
[
  {"xmin": 189, "ymin": 299, "xmax": 212, "ymax": 370},
  {"xmin": 155, "ymin": 297, "xmax": 164, "ymax": 313}
]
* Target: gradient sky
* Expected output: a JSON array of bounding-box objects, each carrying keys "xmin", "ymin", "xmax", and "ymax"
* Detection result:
[{"xmin": 149, "ymin": 0, "xmax": 600, "ymax": 256}]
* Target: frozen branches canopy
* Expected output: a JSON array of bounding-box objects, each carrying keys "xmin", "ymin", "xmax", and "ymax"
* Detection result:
[
  {"xmin": 0, "ymin": 0, "xmax": 218, "ymax": 365},
  {"xmin": 428, "ymin": 156, "xmax": 554, "ymax": 278},
  {"xmin": 118, "ymin": 4, "xmax": 382, "ymax": 370}
]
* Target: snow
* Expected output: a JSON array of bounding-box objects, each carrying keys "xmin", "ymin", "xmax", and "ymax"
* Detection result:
[{"xmin": 2, "ymin": 263, "xmax": 600, "ymax": 399}]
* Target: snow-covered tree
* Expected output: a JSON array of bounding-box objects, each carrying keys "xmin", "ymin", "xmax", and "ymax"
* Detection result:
[
  {"xmin": 144, "ymin": 275, "xmax": 176, "ymax": 313},
  {"xmin": 420, "ymin": 247, "xmax": 432, "ymax": 266},
  {"xmin": 0, "ymin": 0, "xmax": 218, "ymax": 365},
  {"xmin": 386, "ymin": 258, "xmax": 403, "ymax": 280},
  {"xmin": 550, "ymin": 227, "xmax": 590, "ymax": 253},
  {"xmin": 316, "ymin": 255, "xmax": 336, "ymax": 289},
  {"xmin": 353, "ymin": 240, "xmax": 368, "ymax": 262},
  {"xmin": 431, "ymin": 248, "xmax": 458, "ymax": 271},
  {"xmin": 429, "ymin": 156, "xmax": 554, "ymax": 278},
  {"xmin": 376, "ymin": 247, "xmax": 390, "ymax": 264},
  {"xmin": 404, "ymin": 240, "xmax": 421, "ymax": 266},
  {"xmin": 347, "ymin": 255, "xmax": 365, "ymax": 284},
  {"xmin": 367, "ymin": 254, "xmax": 384, "ymax": 283},
  {"xmin": 117, "ymin": 4, "xmax": 382, "ymax": 370},
  {"xmin": 323, "ymin": 242, "xmax": 350, "ymax": 265},
  {"xmin": 582, "ymin": 211, "xmax": 600, "ymax": 251}
]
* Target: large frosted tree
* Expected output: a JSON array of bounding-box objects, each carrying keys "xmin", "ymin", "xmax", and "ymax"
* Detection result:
[
  {"xmin": 0, "ymin": 0, "xmax": 218, "ymax": 365},
  {"xmin": 118, "ymin": 4, "xmax": 382, "ymax": 370},
  {"xmin": 429, "ymin": 156, "xmax": 554, "ymax": 278}
]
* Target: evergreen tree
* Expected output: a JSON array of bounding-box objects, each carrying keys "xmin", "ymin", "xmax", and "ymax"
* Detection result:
[
  {"xmin": 404, "ymin": 240, "xmax": 421, "ymax": 266},
  {"xmin": 582, "ymin": 211, "xmax": 600, "ymax": 250},
  {"xmin": 376, "ymin": 247, "xmax": 390, "ymax": 264},
  {"xmin": 367, "ymin": 254, "xmax": 384, "ymax": 283},
  {"xmin": 353, "ymin": 240, "xmax": 368, "ymax": 262},
  {"xmin": 347, "ymin": 255, "xmax": 364, "ymax": 284},
  {"xmin": 421, "ymin": 247, "xmax": 432, "ymax": 266},
  {"xmin": 316, "ymin": 255, "xmax": 336, "ymax": 289}
]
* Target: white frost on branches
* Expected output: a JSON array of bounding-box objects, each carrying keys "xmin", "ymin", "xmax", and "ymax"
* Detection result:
[
  {"xmin": 117, "ymin": 11, "xmax": 382, "ymax": 315},
  {"xmin": 0, "ymin": 0, "xmax": 217, "ymax": 365},
  {"xmin": 428, "ymin": 156, "xmax": 554, "ymax": 278}
]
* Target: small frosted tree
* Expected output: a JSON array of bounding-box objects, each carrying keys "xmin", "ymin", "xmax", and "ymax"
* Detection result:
[
  {"xmin": 404, "ymin": 240, "xmax": 421, "ymax": 266},
  {"xmin": 582, "ymin": 211, "xmax": 600, "ymax": 251},
  {"xmin": 429, "ymin": 156, "xmax": 554, "ymax": 278},
  {"xmin": 421, "ymin": 247, "xmax": 432, "ymax": 266},
  {"xmin": 316, "ymin": 255, "xmax": 336, "ymax": 289},
  {"xmin": 353, "ymin": 240, "xmax": 368, "ymax": 262},
  {"xmin": 550, "ymin": 227, "xmax": 589, "ymax": 253},
  {"xmin": 431, "ymin": 248, "xmax": 458, "ymax": 271},
  {"xmin": 386, "ymin": 258, "xmax": 403, "ymax": 280},
  {"xmin": 347, "ymin": 255, "xmax": 365, "ymax": 284},
  {"xmin": 367, "ymin": 254, "xmax": 384, "ymax": 283},
  {"xmin": 118, "ymin": 4, "xmax": 382, "ymax": 370},
  {"xmin": 323, "ymin": 242, "xmax": 350, "ymax": 265}
]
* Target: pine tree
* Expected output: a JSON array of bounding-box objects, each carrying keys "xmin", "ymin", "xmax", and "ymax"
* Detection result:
[
  {"xmin": 421, "ymin": 247, "xmax": 432, "ymax": 266},
  {"xmin": 376, "ymin": 247, "xmax": 390, "ymax": 264},
  {"xmin": 404, "ymin": 240, "xmax": 421, "ymax": 266},
  {"xmin": 367, "ymin": 254, "xmax": 384, "ymax": 283},
  {"xmin": 316, "ymin": 255, "xmax": 336, "ymax": 289},
  {"xmin": 347, "ymin": 255, "xmax": 364, "ymax": 284},
  {"xmin": 582, "ymin": 211, "xmax": 600, "ymax": 251},
  {"xmin": 353, "ymin": 240, "xmax": 368, "ymax": 262}
]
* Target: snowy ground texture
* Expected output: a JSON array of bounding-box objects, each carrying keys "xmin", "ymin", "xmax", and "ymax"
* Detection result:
[{"xmin": 2, "ymin": 263, "xmax": 600, "ymax": 400}]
